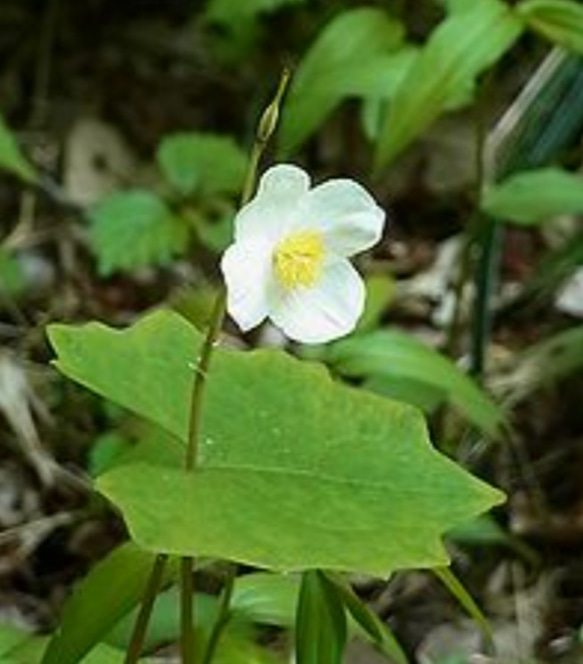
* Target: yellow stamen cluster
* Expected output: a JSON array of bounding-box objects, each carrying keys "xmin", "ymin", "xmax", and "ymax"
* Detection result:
[{"xmin": 273, "ymin": 230, "xmax": 325, "ymax": 289}]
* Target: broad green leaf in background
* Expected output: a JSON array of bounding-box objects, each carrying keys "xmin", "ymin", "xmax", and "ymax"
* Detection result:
[
  {"xmin": 232, "ymin": 572, "xmax": 298, "ymax": 627},
  {"xmin": 8, "ymin": 636, "xmax": 142, "ymax": 664},
  {"xmin": 363, "ymin": 374, "xmax": 446, "ymax": 415},
  {"xmin": 0, "ymin": 113, "xmax": 38, "ymax": 184},
  {"xmin": 279, "ymin": 8, "xmax": 407, "ymax": 154},
  {"xmin": 0, "ymin": 248, "xmax": 26, "ymax": 296},
  {"xmin": 375, "ymin": 0, "xmax": 522, "ymax": 168},
  {"xmin": 327, "ymin": 330, "xmax": 506, "ymax": 439},
  {"xmin": 295, "ymin": 571, "xmax": 347, "ymax": 664},
  {"xmin": 516, "ymin": 0, "xmax": 583, "ymax": 54},
  {"xmin": 88, "ymin": 190, "xmax": 188, "ymax": 275},
  {"xmin": 206, "ymin": 0, "xmax": 305, "ymax": 27},
  {"xmin": 356, "ymin": 273, "xmax": 396, "ymax": 333},
  {"xmin": 49, "ymin": 310, "xmax": 503, "ymax": 575},
  {"xmin": 481, "ymin": 167, "xmax": 583, "ymax": 224},
  {"xmin": 88, "ymin": 431, "xmax": 134, "ymax": 477},
  {"xmin": 156, "ymin": 133, "xmax": 247, "ymax": 197},
  {"xmin": 41, "ymin": 543, "xmax": 173, "ymax": 664}
]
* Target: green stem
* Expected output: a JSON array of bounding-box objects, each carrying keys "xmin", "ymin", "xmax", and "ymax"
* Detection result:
[
  {"xmin": 201, "ymin": 566, "xmax": 236, "ymax": 664},
  {"xmin": 180, "ymin": 557, "xmax": 196, "ymax": 664},
  {"xmin": 123, "ymin": 554, "xmax": 168, "ymax": 664},
  {"xmin": 179, "ymin": 69, "xmax": 291, "ymax": 664}
]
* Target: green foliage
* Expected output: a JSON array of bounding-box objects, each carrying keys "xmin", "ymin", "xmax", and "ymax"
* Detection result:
[
  {"xmin": 156, "ymin": 133, "xmax": 247, "ymax": 197},
  {"xmin": 88, "ymin": 431, "xmax": 134, "ymax": 477},
  {"xmin": 432, "ymin": 567, "xmax": 493, "ymax": 649},
  {"xmin": 295, "ymin": 571, "xmax": 347, "ymax": 664},
  {"xmin": 0, "ymin": 113, "xmax": 38, "ymax": 184},
  {"xmin": 48, "ymin": 310, "xmax": 502, "ymax": 575},
  {"xmin": 206, "ymin": 0, "xmax": 305, "ymax": 27},
  {"xmin": 327, "ymin": 575, "xmax": 408, "ymax": 664},
  {"xmin": 327, "ymin": 330, "xmax": 507, "ymax": 439},
  {"xmin": 375, "ymin": 0, "xmax": 522, "ymax": 168},
  {"xmin": 41, "ymin": 543, "xmax": 172, "ymax": 664},
  {"xmin": 0, "ymin": 248, "xmax": 26, "ymax": 296},
  {"xmin": 482, "ymin": 167, "xmax": 583, "ymax": 224},
  {"xmin": 88, "ymin": 190, "xmax": 188, "ymax": 276},
  {"xmin": 231, "ymin": 572, "xmax": 298, "ymax": 626},
  {"xmin": 517, "ymin": 0, "xmax": 583, "ymax": 53},
  {"xmin": 279, "ymin": 8, "xmax": 407, "ymax": 154},
  {"xmin": 356, "ymin": 273, "xmax": 396, "ymax": 333}
]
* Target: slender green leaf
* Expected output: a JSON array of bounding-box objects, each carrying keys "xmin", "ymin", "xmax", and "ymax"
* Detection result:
[
  {"xmin": 482, "ymin": 167, "xmax": 583, "ymax": 224},
  {"xmin": 296, "ymin": 571, "xmax": 347, "ymax": 664},
  {"xmin": 41, "ymin": 543, "xmax": 172, "ymax": 664},
  {"xmin": 433, "ymin": 567, "xmax": 494, "ymax": 652},
  {"xmin": 327, "ymin": 574, "xmax": 408, "ymax": 664},
  {"xmin": 156, "ymin": 133, "xmax": 246, "ymax": 196},
  {"xmin": 517, "ymin": 0, "xmax": 583, "ymax": 53},
  {"xmin": 327, "ymin": 330, "xmax": 507, "ymax": 439},
  {"xmin": 49, "ymin": 310, "xmax": 503, "ymax": 575},
  {"xmin": 375, "ymin": 0, "xmax": 522, "ymax": 168},
  {"xmin": 88, "ymin": 190, "xmax": 188, "ymax": 275},
  {"xmin": 0, "ymin": 113, "xmax": 38, "ymax": 184},
  {"xmin": 279, "ymin": 8, "xmax": 406, "ymax": 154}
]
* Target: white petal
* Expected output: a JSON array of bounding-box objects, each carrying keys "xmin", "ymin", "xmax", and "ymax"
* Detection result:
[
  {"xmin": 301, "ymin": 179, "xmax": 385, "ymax": 256},
  {"xmin": 268, "ymin": 259, "xmax": 365, "ymax": 344},
  {"xmin": 234, "ymin": 164, "xmax": 310, "ymax": 243},
  {"xmin": 220, "ymin": 239, "xmax": 273, "ymax": 331}
]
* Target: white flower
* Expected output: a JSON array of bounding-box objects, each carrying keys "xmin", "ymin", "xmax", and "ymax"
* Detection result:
[{"xmin": 220, "ymin": 164, "xmax": 386, "ymax": 344}]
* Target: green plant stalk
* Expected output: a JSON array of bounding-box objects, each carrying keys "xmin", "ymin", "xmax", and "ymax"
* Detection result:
[
  {"xmin": 123, "ymin": 554, "xmax": 168, "ymax": 664},
  {"xmin": 179, "ymin": 70, "xmax": 290, "ymax": 664},
  {"xmin": 201, "ymin": 566, "xmax": 236, "ymax": 664}
]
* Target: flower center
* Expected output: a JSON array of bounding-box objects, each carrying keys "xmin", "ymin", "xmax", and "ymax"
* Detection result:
[{"xmin": 273, "ymin": 230, "xmax": 325, "ymax": 289}]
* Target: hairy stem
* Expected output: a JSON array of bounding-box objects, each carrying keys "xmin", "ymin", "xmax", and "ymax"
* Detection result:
[{"xmin": 179, "ymin": 70, "xmax": 290, "ymax": 664}]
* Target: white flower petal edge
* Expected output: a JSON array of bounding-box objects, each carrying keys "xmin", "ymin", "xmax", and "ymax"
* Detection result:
[
  {"xmin": 234, "ymin": 164, "xmax": 310, "ymax": 243},
  {"xmin": 300, "ymin": 179, "xmax": 385, "ymax": 256},
  {"xmin": 268, "ymin": 260, "xmax": 365, "ymax": 344},
  {"xmin": 221, "ymin": 239, "xmax": 273, "ymax": 331}
]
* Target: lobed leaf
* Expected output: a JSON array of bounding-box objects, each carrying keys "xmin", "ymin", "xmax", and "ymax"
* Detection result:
[
  {"xmin": 49, "ymin": 310, "xmax": 503, "ymax": 575},
  {"xmin": 88, "ymin": 190, "xmax": 188, "ymax": 275},
  {"xmin": 156, "ymin": 133, "xmax": 246, "ymax": 196}
]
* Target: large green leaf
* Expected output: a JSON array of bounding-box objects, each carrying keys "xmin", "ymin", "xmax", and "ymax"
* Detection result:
[
  {"xmin": 481, "ymin": 167, "xmax": 583, "ymax": 224},
  {"xmin": 327, "ymin": 330, "xmax": 506, "ymax": 439},
  {"xmin": 0, "ymin": 113, "xmax": 38, "ymax": 184},
  {"xmin": 375, "ymin": 0, "xmax": 522, "ymax": 168},
  {"xmin": 278, "ymin": 8, "xmax": 406, "ymax": 155},
  {"xmin": 48, "ymin": 310, "xmax": 503, "ymax": 575},
  {"xmin": 517, "ymin": 0, "xmax": 583, "ymax": 53},
  {"xmin": 88, "ymin": 190, "xmax": 188, "ymax": 275},
  {"xmin": 41, "ymin": 544, "xmax": 172, "ymax": 664},
  {"xmin": 156, "ymin": 133, "xmax": 246, "ymax": 196}
]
